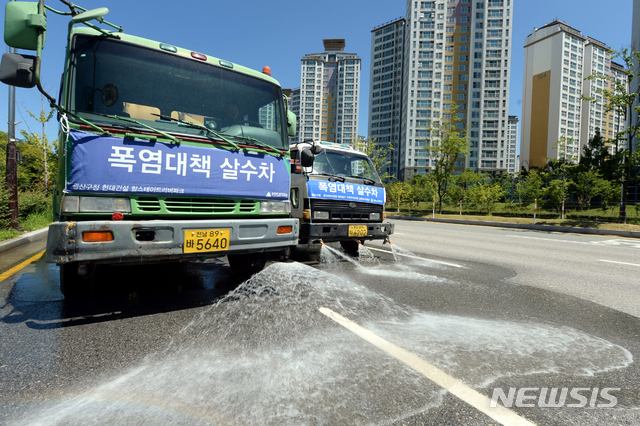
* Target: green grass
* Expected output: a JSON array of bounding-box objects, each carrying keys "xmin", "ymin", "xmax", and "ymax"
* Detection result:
[
  {"xmin": 0, "ymin": 211, "xmax": 52, "ymax": 242},
  {"xmin": 20, "ymin": 211, "xmax": 52, "ymax": 232},
  {"xmin": 0, "ymin": 228, "xmax": 22, "ymax": 241}
]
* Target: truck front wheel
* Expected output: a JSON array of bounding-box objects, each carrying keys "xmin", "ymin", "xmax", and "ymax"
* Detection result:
[
  {"xmin": 59, "ymin": 263, "xmax": 89, "ymax": 299},
  {"xmin": 227, "ymin": 253, "xmax": 267, "ymax": 278},
  {"xmin": 340, "ymin": 240, "xmax": 360, "ymax": 256}
]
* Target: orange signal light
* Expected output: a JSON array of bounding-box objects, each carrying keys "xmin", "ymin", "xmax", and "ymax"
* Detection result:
[
  {"xmin": 83, "ymin": 231, "xmax": 114, "ymax": 242},
  {"xmin": 277, "ymin": 225, "xmax": 292, "ymax": 234},
  {"xmin": 262, "ymin": 66, "xmax": 271, "ymax": 76}
]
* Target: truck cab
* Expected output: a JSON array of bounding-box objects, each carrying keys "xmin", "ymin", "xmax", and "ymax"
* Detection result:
[{"xmin": 290, "ymin": 141, "xmax": 394, "ymax": 254}]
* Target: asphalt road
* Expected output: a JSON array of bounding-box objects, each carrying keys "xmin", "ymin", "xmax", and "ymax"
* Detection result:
[{"xmin": 1, "ymin": 220, "xmax": 639, "ymax": 425}]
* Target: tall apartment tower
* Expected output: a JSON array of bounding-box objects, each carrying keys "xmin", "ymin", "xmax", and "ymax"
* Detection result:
[
  {"xmin": 632, "ymin": 0, "xmax": 640, "ymax": 154},
  {"xmin": 370, "ymin": 0, "xmax": 513, "ymax": 181},
  {"xmin": 507, "ymin": 115, "xmax": 519, "ymax": 173},
  {"xmin": 521, "ymin": 21, "xmax": 627, "ymax": 170},
  {"xmin": 369, "ymin": 17, "xmax": 407, "ymax": 179},
  {"xmin": 291, "ymin": 39, "xmax": 361, "ymax": 145}
]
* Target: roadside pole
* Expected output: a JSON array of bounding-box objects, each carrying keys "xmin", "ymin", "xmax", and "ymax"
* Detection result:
[{"xmin": 6, "ymin": 47, "xmax": 19, "ymax": 230}]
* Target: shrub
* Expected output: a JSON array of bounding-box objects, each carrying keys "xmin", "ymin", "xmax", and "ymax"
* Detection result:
[
  {"xmin": 0, "ymin": 186, "xmax": 10, "ymax": 229},
  {"xmin": 18, "ymin": 189, "xmax": 52, "ymax": 219}
]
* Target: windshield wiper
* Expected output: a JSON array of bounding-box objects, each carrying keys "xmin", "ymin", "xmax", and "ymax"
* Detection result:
[
  {"xmin": 345, "ymin": 175, "xmax": 377, "ymax": 185},
  {"xmin": 311, "ymin": 172, "xmax": 346, "ymax": 182},
  {"xmin": 86, "ymin": 112, "xmax": 182, "ymax": 145},
  {"xmin": 149, "ymin": 113, "xmax": 240, "ymax": 151},
  {"xmin": 227, "ymin": 135, "xmax": 284, "ymax": 156}
]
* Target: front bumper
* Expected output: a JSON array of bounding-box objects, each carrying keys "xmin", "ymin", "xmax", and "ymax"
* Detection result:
[
  {"xmin": 301, "ymin": 221, "xmax": 394, "ymax": 243},
  {"xmin": 45, "ymin": 218, "xmax": 299, "ymax": 265}
]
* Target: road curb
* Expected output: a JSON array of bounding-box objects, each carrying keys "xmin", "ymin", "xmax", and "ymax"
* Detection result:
[
  {"xmin": 0, "ymin": 227, "xmax": 49, "ymax": 255},
  {"xmin": 387, "ymin": 215, "xmax": 640, "ymax": 239}
]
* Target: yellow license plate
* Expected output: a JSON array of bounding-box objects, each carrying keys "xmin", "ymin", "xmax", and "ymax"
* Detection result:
[
  {"xmin": 348, "ymin": 225, "xmax": 368, "ymax": 237},
  {"xmin": 183, "ymin": 229, "xmax": 230, "ymax": 253}
]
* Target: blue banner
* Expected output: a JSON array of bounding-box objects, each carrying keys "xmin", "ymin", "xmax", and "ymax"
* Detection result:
[
  {"xmin": 307, "ymin": 179, "xmax": 385, "ymax": 205},
  {"xmin": 67, "ymin": 130, "xmax": 289, "ymax": 200}
]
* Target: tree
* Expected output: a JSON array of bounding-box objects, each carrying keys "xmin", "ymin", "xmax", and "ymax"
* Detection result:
[
  {"xmin": 385, "ymin": 180, "xmax": 412, "ymax": 212},
  {"xmin": 422, "ymin": 103, "xmax": 470, "ymax": 213},
  {"xmin": 469, "ymin": 182, "xmax": 504, "ymax": 215},
  {"xmin": 582, "ymin": 49, "xmax": 640, "ymax": 223},
  {"xmin": 546, "ymin": 135, "xmax": 578, "ymax": 216},
  {"xmin": 456, "ymin": 169, "xmax": 486, "ymax": 204},
  {"xmin": 18, "ymin": 98, "xmax": 56, "ymax": 193},
  {"xmin": 353, "ymin": 136, "xmax": 395, "ymax": 182},
  {"xmin": 408, "ymin": 173, "xmax": 435, "ymax": 207},
  {"xmin": 514, "ymin": 169, "xmax": 544, "ymax": 206},
  {"xmin": 545, "ymin": 179, "xmax": 570, "ymax": 213},
  {"xmin": 570, "ymin": 170, "xmax": 610, "ymax": 211},
  {"xmin": 579, "ymin": 127, "xmax": 612, "ymax": 178}
]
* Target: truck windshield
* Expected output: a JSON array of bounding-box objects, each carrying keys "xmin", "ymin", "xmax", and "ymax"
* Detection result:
[
  {"xmin": 68, "ymin": 35, "xmax": 288, "ymax": 149},
  {"xmin": 310, "ymin": 150, "xmax": 382, "ymax": 183}
]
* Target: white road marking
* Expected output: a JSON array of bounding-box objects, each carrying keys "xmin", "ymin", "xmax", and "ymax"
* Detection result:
[
  {"xmin": 319, "ymin": 307, "xmax": 536, "ymax": 426},
  {"xmin": 505, "ymin": 234, "xmax": 640, "ymax": 249},
  {"xmin": 599, "ymin": 260, "xmax": 640, "ymax": 267},
  {"xmin": 367, "ymin": 246, "xmax": 464, "ymax": 268}
]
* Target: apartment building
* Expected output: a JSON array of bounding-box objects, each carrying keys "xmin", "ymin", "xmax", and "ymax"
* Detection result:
[
  {"xmin": 290, "ymin": 39, "xmax": 361, "ymax": 145},
  {"xmin": 368, "ymin": 17, "xmax": 406, "ymax": 179},
  {"xmin": 370, "ymin": 0, "xmax": 513, "ymax": 181},
  {"xmin": 507, "ymin": 115, "xmax": 519, "ymax": 173},
  {"xmin": 521, "ymin": 21, "xmax": 626, "ymax": 170}
]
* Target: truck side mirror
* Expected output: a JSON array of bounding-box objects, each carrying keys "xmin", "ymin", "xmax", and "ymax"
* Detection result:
[
  {"xmin": 300, "ymin": 149, "xmax": 315, "ymax": 168},
  {"xmin": 310, "ymin": 143, "xmax": 322, "ymax": 155},
  {"xmin": 0, "ymin": 53, "xmax": 36, "ymax": 88},
  {"xmin": 287, "ymin": 110, "xmax": 297, "ymax": 136},
  {"xmin": 4, "ymin": 1, "xmax": 46, "ymax": 51}
]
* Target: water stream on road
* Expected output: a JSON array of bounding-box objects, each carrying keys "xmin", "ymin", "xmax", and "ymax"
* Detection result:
[{"xmin": 13, "ymin": 260, "xmax": 634, "ymax": 425}]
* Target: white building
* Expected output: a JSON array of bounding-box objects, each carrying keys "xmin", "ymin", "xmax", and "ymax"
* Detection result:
[
  {"xmin": 507, "ymin": 115, "xmax": 519, "ymax": 173},
  {"xmin": 291, "ymin": 39, "xmax": 361, "ymax": 145},
  {"xmin": 521, "ymin": 21, "xmax": 626, "ymax": 170},
  {"xmin": 370, "ymin": 0, "xmax": 514, "ymax": 181}
]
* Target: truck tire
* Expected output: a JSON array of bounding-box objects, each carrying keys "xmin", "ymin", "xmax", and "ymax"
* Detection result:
[
  {"xmin": 59, "ymin": 263, "xmax": 87, "ymax": 299},
  {"xmin": 340, "ymin": 240, "xmax": 360, "ymax": 256},
  {"xmin": 227, "ymin": 253, "xmax": 267, "ymax": 278}
]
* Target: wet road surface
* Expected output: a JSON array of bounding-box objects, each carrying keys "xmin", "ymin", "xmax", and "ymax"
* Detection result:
[{"xmin": 1, "ymin": 220, "xmax": 639, "ymax": 425}]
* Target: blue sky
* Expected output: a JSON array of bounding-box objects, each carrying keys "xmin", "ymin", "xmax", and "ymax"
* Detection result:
[{"xmin": 0, "ymin": 0, "xmax": 634, "ymax": 143}]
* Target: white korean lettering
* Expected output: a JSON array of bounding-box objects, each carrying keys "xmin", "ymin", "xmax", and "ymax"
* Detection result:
[
  {"xmin": 220, "ymin": 158, "xmax": 240, "ymax": 180},
  {"xmin": 108, "ymin": 146, "xmax": 136, "ymax": 172},
  {"xmin": 166, "ymin": 152, "xmax": 187, "ymax": 176},
  {"xmin": 140, "ymin": 149, "xmax": 162, "ymax": 174},
  {"xmin": 190, "ymin": 154, "xmax": 211, "ymax": 178},
  {"xmin": 258, "ymin": 162, "xmax": 275, "ymax": 183},
  {"xmin": 240, "ymin": 160, "xmax": 258, "ymax": 181}
]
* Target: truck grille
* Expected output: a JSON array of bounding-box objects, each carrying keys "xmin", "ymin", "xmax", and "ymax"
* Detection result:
[
  {"xmin": 310, "ymin": 199, "xmax": 382, "ymax": 222},
  {"xmin": 133, "ymin": 197, "xmax": 258, "ymax": 214}
]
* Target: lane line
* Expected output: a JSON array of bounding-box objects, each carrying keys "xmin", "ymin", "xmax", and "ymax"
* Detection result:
[
  {"xmin": 367, "ymin": 246, "xmax": 464, "ymax": 268},
  {"xmin": 319, "ymin": 307, "xmax": 536, "ymax": 426},
  {"xmin": 0, "ymin": 250, "xmax": 46, "ymax": 284},
  {"xmin": 504, "ymin": 234, "xmax": 640, "ymax": 248},
  {"xmin": 599, "ymin": 259, "xmax": 640, "ymax": 267}
]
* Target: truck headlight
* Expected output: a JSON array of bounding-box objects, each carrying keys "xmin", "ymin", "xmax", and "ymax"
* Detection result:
[
  {"xmin": 313, "ymin": 211, "xmax": 330, "ymax": 220},
  {"xmin": 260, "ymin": 201, "xmax": 291, "ymax": 214},
  {"xmin": 369, "ymin": 212, "xmax": 381, "ymax": 220},
  {"xmin": 62, "ymin": 196, "xmax": 131, "ymax": 213}
]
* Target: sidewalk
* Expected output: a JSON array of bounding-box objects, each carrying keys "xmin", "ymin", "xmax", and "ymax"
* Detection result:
[
  {"xmin": 387, "ymin": 215, "xmax": 640, "ymax": 239},
  {"xmin": 0, "ymin": 227, "xmax": 49, "ymax": 256}
]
